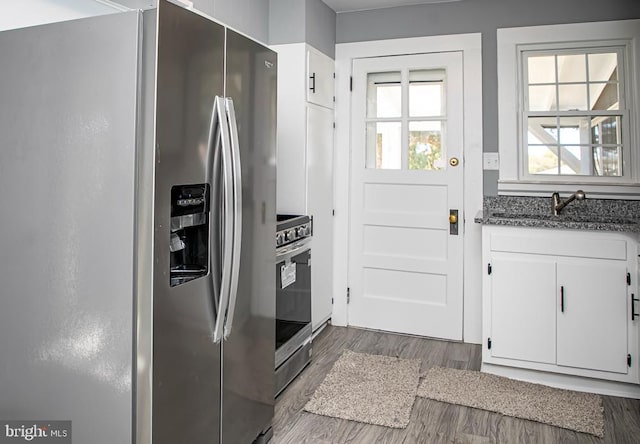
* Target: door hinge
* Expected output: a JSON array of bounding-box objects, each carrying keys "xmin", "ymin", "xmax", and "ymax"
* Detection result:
[
  {"xmin": 331, "ymin": 298, "xmax": 334, "ymax": 305},
  {"xmin": 333, "ymin": 122, "xmax": 336, "ymax": 129},
  {"xmin": 349, "ymin": 76, "xmax": 353, "ymax": 91},
  {"xmin": 487, "ymin": 338, "xmax": 492, "ymax": 349},
  {"xmin": 627, "ymin": 272, "xmax": 631, "ymax": 286},
  {"xmin": 487, "ymin": 263, "xmax": 492, "ymax": 275},
  {"xmin": 332, "ymin": 209, "xmax": 335, "ymax": 216},
  {"xmin": 347, "ymin": 287, "xmax": 351, "ymax": 304},
  {"xmin": 628, "ymin": 354, "xmax": 632, "ymax": 367}
]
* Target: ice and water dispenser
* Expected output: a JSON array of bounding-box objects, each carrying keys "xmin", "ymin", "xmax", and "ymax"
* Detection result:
[{"xmin": 170, "ymin": 184, "xmax": 210, "ymax": 287}]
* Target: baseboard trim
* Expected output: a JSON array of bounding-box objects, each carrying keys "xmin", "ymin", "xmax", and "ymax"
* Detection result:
[{"xmin": 482, "ymin": 363, "xmax": 640, "ymax": 399}]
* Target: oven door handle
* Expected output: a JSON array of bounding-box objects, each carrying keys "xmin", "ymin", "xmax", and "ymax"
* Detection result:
[{"xmin": 276, "ymin": 239, "xmax": 312, "ymax": 263}]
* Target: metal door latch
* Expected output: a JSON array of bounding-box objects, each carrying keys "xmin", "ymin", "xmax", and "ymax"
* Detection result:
[{"xmin": 449, "ymin": 209, "xmax": 459, "ymax": 235}]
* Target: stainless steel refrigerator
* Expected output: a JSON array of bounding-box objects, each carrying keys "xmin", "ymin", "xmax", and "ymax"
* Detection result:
[{"xmin": 0, "ymin": 1, "xmax": 277, "ymax": 443}]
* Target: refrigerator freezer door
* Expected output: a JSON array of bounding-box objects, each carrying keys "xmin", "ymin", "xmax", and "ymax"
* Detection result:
[
  {"xmin": 223, "ymin": 29, "xmax": 277, "ymax": 444},
  {"xmin": 0, "ymin": 11, "xmax": 140, "ymax": 444},
  {"xmin": 152, "ymin": 1, "xmax": 225, "ymax": 443}
]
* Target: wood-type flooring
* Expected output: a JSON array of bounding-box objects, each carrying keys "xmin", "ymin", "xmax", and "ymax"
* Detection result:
[{"xmin": 273, "ymin": 325, "xmax": 640, "ymax": 444}]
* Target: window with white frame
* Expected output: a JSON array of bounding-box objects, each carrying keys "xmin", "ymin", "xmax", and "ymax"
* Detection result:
[{"xmin": 497, "ymin": 20, "xmax": 640, "ymax": 197}]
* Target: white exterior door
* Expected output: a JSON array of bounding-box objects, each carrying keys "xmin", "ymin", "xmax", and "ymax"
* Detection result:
[{"xmin": 348, "ymin": 52, "xmax": 464, "ymax": 340}]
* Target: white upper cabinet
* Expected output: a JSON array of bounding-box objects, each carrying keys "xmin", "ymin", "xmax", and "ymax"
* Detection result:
[{"xmin": 307, "ymin": 46, "xmax": 335, "ymax": 109}]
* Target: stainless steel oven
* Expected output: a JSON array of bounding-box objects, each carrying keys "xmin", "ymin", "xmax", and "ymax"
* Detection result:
[{"xmin": 275, "ymin": 215, "xmax": 312, "ymax": 396}]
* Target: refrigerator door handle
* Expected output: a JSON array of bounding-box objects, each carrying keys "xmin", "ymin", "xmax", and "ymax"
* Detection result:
[
  {"xmin": 223, "ymin": 97, "xmax": 242, "ymax": 340},
  {"xmin": 209, "ymin": 96, "xmax": 234, "ymax": 343}
]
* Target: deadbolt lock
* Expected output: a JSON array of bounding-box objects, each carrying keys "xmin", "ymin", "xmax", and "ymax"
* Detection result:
[{"xmin": 449, "ymin": 157, "xmax": 459, "ymax": 167}]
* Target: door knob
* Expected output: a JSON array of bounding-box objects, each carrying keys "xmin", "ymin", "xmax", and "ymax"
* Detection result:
[{"xmin": 449, "ymin": 214, "xmax": 458, "ymax": 224}]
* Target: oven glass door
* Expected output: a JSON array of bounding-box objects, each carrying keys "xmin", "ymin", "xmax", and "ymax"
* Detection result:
[{"xmin": 276, "ymin": 248, "xmax": 311, "ymax": 349}]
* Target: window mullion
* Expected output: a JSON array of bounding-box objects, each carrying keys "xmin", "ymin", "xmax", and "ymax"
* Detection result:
[{"xmin": 402, "ymin": 68, "xmax": 409, "ymax": 169}]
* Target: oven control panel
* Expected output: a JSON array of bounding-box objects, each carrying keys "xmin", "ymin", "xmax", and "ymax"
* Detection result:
[
  {"xmin": 276, "ymin": 215, "xmax": 312, "ymax": 248},
  {"xmin": 276, "ymin": 222, "xmax": 311, "ymax": 246}
]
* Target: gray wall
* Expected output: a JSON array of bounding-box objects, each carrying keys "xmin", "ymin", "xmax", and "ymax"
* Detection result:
[
  {"xmin": 305, "ymin": 0, "xmax": 336, "ymax": 58},
  {"xmin": 268, "ymin": 0, "xmax": 305, "ymax": 46},
  {"xmin": 195, "ymin": 0, "xmax": 270, "ymax": 43},
  {"xmin": 269, "ymin": 0, "xmax": 336, "ymax": 58},
  {"xmin": 336, "ymin": 0, "xmax": 640, "ymax": 195}
]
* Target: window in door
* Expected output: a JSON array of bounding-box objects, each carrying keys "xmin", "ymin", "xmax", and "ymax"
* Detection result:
[{"xmin": 365, "ymin": 69, "xmax": 446, "ymax": 171}]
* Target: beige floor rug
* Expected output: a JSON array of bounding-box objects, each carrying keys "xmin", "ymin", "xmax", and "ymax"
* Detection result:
[
  {"xmin": 304, "ymin": 350, "xmax": 421, "ymax": 428},
  {"xmin": 417, "ymin": 367, "xmax": 605, "ymax": 437}
]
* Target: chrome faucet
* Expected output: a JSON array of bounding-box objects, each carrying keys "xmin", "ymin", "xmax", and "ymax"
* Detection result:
[{"xmin": 552, "ymin": 190, "xmax": 586, "ymax": 216}]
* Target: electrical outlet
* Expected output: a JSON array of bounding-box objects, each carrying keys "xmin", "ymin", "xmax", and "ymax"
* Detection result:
[{"xmin": 483, "ymin": 152, "xmax": 499, "ymax": 170}]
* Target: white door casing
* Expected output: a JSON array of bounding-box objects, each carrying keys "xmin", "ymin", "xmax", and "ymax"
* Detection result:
[
  {"xmin": 348, "ymin": 52, "xmax": 464, "ymax": 340},
  {"xmin": 333, "ymin": 34, "xmax": 483, "ymax": 344}
]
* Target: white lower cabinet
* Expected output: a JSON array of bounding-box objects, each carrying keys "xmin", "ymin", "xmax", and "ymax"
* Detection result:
[
  {"xmin": 482, "ymin": 226, "xmax": 640, "ymax": 396},
  {"xmin": 556, "ymin": 260, "xmax": 628, "ymax": 374},
  {"xmin": 490, "ymin": 255, "xmax": 556, "ymax": 364}
]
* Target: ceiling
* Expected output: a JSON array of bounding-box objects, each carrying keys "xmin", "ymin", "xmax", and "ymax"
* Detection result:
[{"xmin": 322, "ymin": 0, "xmax": 464, "ymax": 13}]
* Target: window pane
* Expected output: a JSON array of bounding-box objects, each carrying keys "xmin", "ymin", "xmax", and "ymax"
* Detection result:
[
  {"xmin": 366, "ymin": 121, "xmax": 401, "ymax": 169},
  {"xmin": 590, "ymin": 83, "xmax": 619, "ymax": 110},
  {"xmin": 557, "ymin": 116, "xmax": 590, "ymax": 144},
  {"xmin": 367, "ymin": 72, "xmax": 401, "ymax": 118},
  {"xmin": 588, "ymin": 53, "xmax": 618, "ymax": 82},
  {"xmin": 528, "ymin": 85, "xmax": 556, "ymax": 111},
  {"xmin": 527, "ymin": 117, "xmax": 557, "ymax": 145},
  {"xmin": 409, "ymin": 121, "xmax": 443, "ymax": 170},
  {"xmin": 409, "ymin": 83, "xmax": 442, "ymax": 116},
  {"xmin": 528, "ymin": 145, "xmax": 559, "ymax": 174},
  {"xmin": 558, "ymin": 84, "xmax": 588, "ymax": 111},
  {"xmin": 560, "ymin": 145, "xmax": 592, "ymax": 175},
  {"xmin": 557, "ymin": 54, "xmax": 586, "ymax": 83},
  {"xmin": 593, "ymin": 146, "xmax": 622, "ymax": 176},
  {"xmin": 409, "ymin": 69, "xmax": 444, "ymax": 117},
  {"xmin": 528, "ymin": 55, "xmax": 556, "ymax": 84},
  {"xmin": 590, "ymin": 116, "xmax": 621, "ymax": 145}
]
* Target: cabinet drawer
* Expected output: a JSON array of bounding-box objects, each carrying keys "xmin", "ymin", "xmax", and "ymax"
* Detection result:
[{"xmin": 490, "ymin": 231, "xmax": 627, "ymax": 260}]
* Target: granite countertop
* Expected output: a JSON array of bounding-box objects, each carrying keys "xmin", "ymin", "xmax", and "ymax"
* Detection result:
[{"xmin": 475, "ymin": 196, "xmax": 640, "ymax": 233}]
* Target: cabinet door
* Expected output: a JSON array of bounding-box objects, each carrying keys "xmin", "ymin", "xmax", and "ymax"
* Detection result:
[
  {"xmin": 306, "ymin": 47, "xmax": 334, "ymax": 109},
  {"xmin": 490, "ymin": 255, "xmax": 556, "ymax": 364},
  {"xmin": 557, "ymin": 260, "xmax": 628, "ymax": 374},
  {"xmin": 307, "ymin": 105, "xmax": 334, "ymax": 329}
]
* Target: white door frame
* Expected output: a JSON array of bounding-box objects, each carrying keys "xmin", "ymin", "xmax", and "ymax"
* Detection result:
[{"xmin": 333, "ymin": 33, "xmax": 484, "ymax": 344}]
